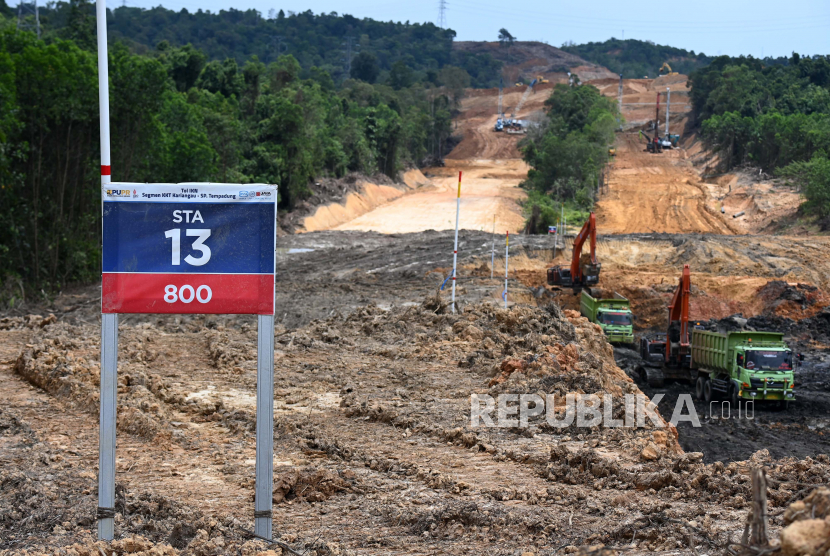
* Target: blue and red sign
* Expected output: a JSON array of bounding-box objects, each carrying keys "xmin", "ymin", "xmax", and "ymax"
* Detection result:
[{"xmin": 101, "ymin": 183, "xmax": 277, "ymax": 315}]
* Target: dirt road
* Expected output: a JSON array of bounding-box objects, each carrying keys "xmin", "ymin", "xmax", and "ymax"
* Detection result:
[
  {"xmin": 594, "ymin": 132, "xmax": 738, "ymax": 235},
  {"xmin": 333, "ymin": 84, "xmax": 561, "ymax": 234},
  {"xmin": 333, "ymin": 160, "xmax": 527, "ymax": 233}
]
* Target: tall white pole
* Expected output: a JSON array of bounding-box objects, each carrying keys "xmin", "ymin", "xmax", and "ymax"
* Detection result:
[
  {"xmin": 451, "ymin": 171, "xmax": 461, "ymax": 313},
  {"xmin": 490, "ymin": 214, "xmax": 495, "ymax": 279},
  {"xmin": 96, "ymin": 0, "xmax": 116, "ymax": 542},
  {"xmin": 503, "ymin": 231, "xmax": 509, "ymax": 309},
  {"xmin": 666, "ymin": 87, "xmax": 670, "ymax": 136}
]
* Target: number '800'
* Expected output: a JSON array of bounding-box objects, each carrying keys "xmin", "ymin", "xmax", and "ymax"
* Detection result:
[{"xmin": 164, "ymin": 284, "xmax": 212, "ymax": 304}]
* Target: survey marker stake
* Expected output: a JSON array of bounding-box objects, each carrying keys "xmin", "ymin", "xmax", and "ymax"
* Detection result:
[
  {"xmin": 504, "ymin": 231, "xmax": 509, "ymax": 309},
  {"xmin": 451, "ymin": 171, "xmax": 462, "ymax": 313}
]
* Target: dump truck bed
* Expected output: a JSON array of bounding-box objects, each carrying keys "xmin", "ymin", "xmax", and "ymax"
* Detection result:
[{"xmin": 691, "ymin": 330, "xmax": 785, "ymax": 373}]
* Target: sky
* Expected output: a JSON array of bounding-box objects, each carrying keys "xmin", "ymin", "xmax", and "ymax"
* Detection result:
[{"xmin": 112, "ymin": 0, "xmax": 829, "ymax": 59}]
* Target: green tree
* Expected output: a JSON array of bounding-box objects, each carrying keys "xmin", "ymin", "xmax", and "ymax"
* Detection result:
[
  {"xmin": 779, "ymin": 155, "xmax": 830, "ymax": 218},
  {"xmin": 438, "ymin": 65, "xmax": 470, "ymax": 106},
  {"xmin": 350, "ymin": 51, "xmax": 379, "ymax": 83},
  {"xmin": 162, "ymin": 44, "xmax": 206, "ymax": 92},
  {"xmin": 389, "ymin": 60, "xmax": 413, "ymax": 90}
]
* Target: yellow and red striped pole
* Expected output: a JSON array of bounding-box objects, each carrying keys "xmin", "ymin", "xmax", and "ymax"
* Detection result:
[{"xmin": 451, "ymin": 171, "xmax": 462, "ymax": 313}]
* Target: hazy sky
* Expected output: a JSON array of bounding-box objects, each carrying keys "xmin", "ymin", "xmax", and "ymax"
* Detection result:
[{"xmin": 112, "ymin": 0, "xmax": 829, "ymax": 59}]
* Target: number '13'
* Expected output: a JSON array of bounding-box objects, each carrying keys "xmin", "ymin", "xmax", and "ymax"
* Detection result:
[{"xmin": 164, "ymin": 229, "xmax": 211, "ymax": 266}]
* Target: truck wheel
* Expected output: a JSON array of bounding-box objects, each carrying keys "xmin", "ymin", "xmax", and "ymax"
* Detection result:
[
  {"xmin": 703, "ymin": 379, "xmax": 714, "ymax": 403},
  {"xmin": 695, "ymin": 377, "xmax": 705, "ymax": 400},
  {"xmin": 729, "ymin": 385, "xmax": 739, "ymax": 408}
]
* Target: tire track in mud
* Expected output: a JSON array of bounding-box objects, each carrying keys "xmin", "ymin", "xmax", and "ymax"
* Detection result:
[{"xmin": 0, "ymin": 329, "xmax": 253, "ymax": 519}]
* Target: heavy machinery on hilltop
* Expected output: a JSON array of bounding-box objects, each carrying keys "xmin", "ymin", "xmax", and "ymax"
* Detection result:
[
  {"xmin": 637, "ymin": 265, "xmax": 798, "ymax": 406},
  {"xmin": 659, "ymin": 62, "xmax": 678, "ymax": 76},
  {"xmin": 547, "ymin": 212, "xmax": 600, "ymax": 292}
]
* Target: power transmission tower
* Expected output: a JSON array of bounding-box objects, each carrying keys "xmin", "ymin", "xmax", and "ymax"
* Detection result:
[
  {"xmin": 17, "ymin": 0, "xmax": 41, "ymax": 39},
  {"xmin": 342, "ymin": 36, "xmax": 357, "ymax": 78},
  {"xmin": 437, "ymin": 0, "xmax": 447, "ymax": 28}
]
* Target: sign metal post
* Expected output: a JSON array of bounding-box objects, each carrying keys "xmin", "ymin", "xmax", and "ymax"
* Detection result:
[{"xmin": 255, "ymin": 314, "xmax": 275, "ymax": 538}]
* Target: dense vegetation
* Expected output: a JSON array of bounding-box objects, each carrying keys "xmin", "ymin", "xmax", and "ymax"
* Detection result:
[
  {"xmin": 26, "ymin": 1, "xmax": 503, "ymax": 88},
  {"xmin": 689, "ymin": 54, "xmax": 830, "ymax": 219},
  {"xmin": 519, "ymin": 84, "xmax": 618, "ymax": 233},
  {"xmin": 561, "ymin": 38, "xmax": 713, "ymax": 79},
  {"xmin": 0, "ymin": 7, "xmax": 460, "ymax": 299}
]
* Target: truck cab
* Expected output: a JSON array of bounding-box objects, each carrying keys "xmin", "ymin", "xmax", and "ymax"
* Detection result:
[
  {"xmin": 595, "ymin": 309, "xmax": 634, "ymax": 344},
  {"xmin": 732, "ymin": 345, "xmax": 796, "ymax": 404},
  {"xmin": 580, "ymin": 289, "xmax": 634, "ymax": 345}
]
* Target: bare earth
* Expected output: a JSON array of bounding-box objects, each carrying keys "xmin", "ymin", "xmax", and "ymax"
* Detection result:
[{"xmin": 2, "ymin": 76, "xmax": 829, "ymax": 556}]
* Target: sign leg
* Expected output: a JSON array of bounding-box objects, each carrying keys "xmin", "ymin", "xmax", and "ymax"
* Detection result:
[
  {"xmin": 98, "ymin": 313, "xmax": 118, "ymax": 540},
  {"xmin": 255, "ymin": 314, "xmax": 275, "ymax": 539}
]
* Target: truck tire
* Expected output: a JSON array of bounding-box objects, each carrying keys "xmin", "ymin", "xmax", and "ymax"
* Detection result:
[
  {"xmin": 703, "ymin": 379, "xmax": 714, "ymax": 403},
  {"xmin": 729, "ymin": 384, "xmax": 739, "ymax": 408},
  {"xmin": 695, "ymin": 377, "xmax": 705, "ymax": 400}
]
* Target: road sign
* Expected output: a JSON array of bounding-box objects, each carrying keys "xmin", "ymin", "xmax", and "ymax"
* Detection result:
[
  {"xmin": 101, "ymin": 183, "xmax": 277, "ymax": 315},
  {"xmin": 97, "ymin": 182, "xmax": 278, "ymax": 540}
]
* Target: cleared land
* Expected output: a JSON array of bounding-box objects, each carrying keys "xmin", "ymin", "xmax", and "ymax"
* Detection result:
[{"xmin": 2, "ymin": 74, "xmax": 829, "ymax": 555}]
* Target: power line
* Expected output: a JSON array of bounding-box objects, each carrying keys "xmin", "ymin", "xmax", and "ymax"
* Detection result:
[
  {"xmin": 437, "ymin": 0, "xmax": 447, "ymax": 29},
  {"xmin": 16, "ymin": 0, "xmax": 41, "ymax": 39}
]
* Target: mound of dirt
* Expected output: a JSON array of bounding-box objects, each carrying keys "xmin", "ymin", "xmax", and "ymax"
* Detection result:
[{"xmin": 755, "ymin": 281, "xmax": 829, "ymax": 320}]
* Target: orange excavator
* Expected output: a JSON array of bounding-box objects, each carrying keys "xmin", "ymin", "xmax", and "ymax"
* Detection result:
[
  {"xmin": 546, "ymin": 212, "xmax": 601, "ymax": 292},
  {"xmin": 638, "ymin": 264, "xmax": 701, "ymax": 386}
]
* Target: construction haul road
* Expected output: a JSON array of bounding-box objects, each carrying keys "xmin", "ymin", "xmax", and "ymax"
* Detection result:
[{"xmin": 2, "ymin": 75, "xmax": 830, "ymax": 555}]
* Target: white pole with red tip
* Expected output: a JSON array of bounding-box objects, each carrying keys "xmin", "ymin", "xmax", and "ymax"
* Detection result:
[{"xmin": 451, "ymin": 171, "xmax": 461, "ymax": 313}]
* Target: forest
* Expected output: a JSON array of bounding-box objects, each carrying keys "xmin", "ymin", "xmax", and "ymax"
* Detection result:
[
  {"xmin": 689, "ymin": 54, "xmax": 830, "ymax": 220},
  {"xmin": 19, "ymin": 0, "xmax": 504, "ymax": 88},
  {"xmin": 519, "ymin": 84, "xmax": 618, "ymax": 233},
  {"xmin": 561, "ymin": 38, "xmax": 713, "ymax": 79},
  {"xmin": 0, "ymin": 4, "xmax": 464, "ymax": 300}
]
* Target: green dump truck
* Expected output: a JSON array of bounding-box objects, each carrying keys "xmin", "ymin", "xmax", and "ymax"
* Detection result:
[
  {"xmin": 580, "ymin": 289, "xmax": 634, "ymax": 345},
  {"xmin": 690, "ymin": 330, "xmax": 796, "ymax": 406}
]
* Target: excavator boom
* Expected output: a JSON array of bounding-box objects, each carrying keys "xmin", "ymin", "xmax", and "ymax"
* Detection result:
[{"xmin": 666, "ymin": 264, "xmax": 691, "ymax": 364}]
